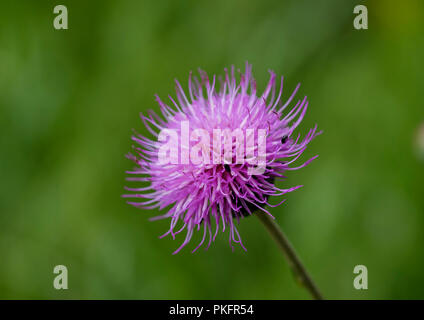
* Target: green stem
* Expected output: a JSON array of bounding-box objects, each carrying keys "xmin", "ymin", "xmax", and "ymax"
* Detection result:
[{"xmin": 257, "ymin": 212, "xmax": 323, "ymax": 300}]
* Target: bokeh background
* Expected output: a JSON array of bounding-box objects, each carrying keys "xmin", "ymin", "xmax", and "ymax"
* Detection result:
[{"xmin": 1, "ymin": 0, "xmax": 423, "ymax": 299}]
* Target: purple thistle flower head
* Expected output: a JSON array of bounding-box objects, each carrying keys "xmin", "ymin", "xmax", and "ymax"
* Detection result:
[{"xmin": 124, "ymin": 63, "xmax": 321, "ymax": 254}]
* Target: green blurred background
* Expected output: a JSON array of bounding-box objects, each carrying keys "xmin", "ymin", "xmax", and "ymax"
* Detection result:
[{"xmin": 0, "ymin": 0, "xmax": 423, "ymax": 299}]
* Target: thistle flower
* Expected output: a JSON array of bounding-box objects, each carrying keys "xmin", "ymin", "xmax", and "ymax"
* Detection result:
[{"xmin": 124, "ymin": 63, "xmax": 320, "ymax": 254}]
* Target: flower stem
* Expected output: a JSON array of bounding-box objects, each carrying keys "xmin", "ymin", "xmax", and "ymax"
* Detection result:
[{"xmin": 256, "ymin": 212, "xmax": 323, "ymax": 300}]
